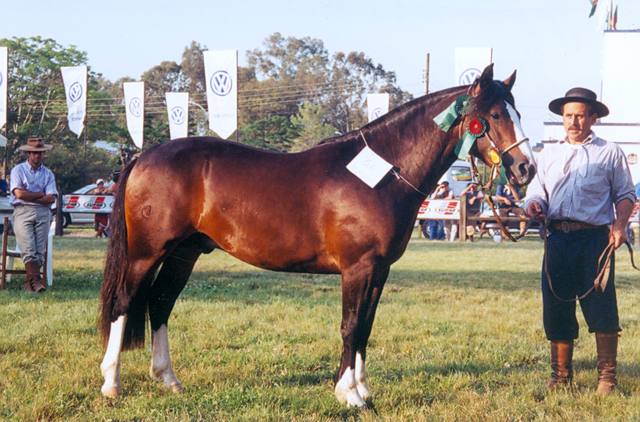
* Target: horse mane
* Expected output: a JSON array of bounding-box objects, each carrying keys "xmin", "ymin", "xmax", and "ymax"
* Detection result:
[{"xmin": 316, "ymin": 80, "xmax": 513, "ymax": 147}]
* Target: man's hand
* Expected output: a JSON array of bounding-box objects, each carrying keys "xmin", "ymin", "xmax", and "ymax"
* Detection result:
[
  {"xmin": 34, "ymin": 194, "xmax": 56, "ymax": 205},
  {"xmin": 525, "ymin": 201, "xmax": 545, "ymax": 221},
  {"xmin": 609, "ymin": 225, "xmax": 627, "ymax": 249}
]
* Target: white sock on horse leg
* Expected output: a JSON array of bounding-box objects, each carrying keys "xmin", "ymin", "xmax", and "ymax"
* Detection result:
[
  {"xmin": 100, "ymin": 315, "xmax": 127, "ymax": 398},
  {"xmin": 335, "ymin": 366, "xmax": 366, "ymax": 407},
  {"xmin": 150, "ymin": 324, "xmax": 183, "ymax": 393},
  {"xmin": 355, "ymin": 352, "xmax": 371, "ymax": 400}
]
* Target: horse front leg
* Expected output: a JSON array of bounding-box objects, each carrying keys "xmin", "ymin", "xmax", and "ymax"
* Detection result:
[
  {"xmin": 335, "ymin": 260, "xmax": 389, "ymax": 407},
  {"xmin": 100, "ymin": 315, "xmax": 127, "ymax": 398},
  {"xmin": 354, "ymin": 270, "xmax": 387, "ymax": 401}
]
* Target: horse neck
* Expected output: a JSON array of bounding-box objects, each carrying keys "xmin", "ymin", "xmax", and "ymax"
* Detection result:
[{"xmin": 364, "ymin": 87, "xmax": 467, "ymax": 195}]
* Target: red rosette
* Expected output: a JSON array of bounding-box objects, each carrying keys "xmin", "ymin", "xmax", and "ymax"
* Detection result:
[{"xmin": 468, "ymin": 117, "xmax": 487, "ymax": 137}]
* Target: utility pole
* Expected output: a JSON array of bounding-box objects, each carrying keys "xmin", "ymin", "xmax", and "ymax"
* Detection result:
[{"xmin": 424, "ymin": 52, "xmax": 431, "ymax": 95}]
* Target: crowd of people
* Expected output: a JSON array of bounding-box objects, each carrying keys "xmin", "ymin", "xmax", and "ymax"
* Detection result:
[{"xmin": 420, "ymin": 179, "xmax": 526, "ymax": 242}]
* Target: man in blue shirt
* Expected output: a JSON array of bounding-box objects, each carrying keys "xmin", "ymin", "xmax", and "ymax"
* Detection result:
[{"xmin": 10, "ymin": 138, "xmax": 57, "ymax": 293}]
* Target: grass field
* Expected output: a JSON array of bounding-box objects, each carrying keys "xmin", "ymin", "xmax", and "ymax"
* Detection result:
[{"xmin": 1, "ymin": 229, "xmax": 640, "ymax": 421}]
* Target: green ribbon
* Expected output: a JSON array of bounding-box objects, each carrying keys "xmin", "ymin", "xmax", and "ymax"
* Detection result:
[
  {"xmin": 454, "ymin": 132, "xmax": 476, "ymax": 160},
  {"xmin": 433, "ymin": 94, "xmax": 469, "ymax": 132}
]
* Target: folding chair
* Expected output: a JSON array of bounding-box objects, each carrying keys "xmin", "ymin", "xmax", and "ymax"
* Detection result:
[{"xmin": 0, "ymin": 216, "xmax": 54, "ymax": 289}]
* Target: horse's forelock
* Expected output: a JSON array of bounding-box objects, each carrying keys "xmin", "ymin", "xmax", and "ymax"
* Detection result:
[{"xmin": 470, "ymin": 81, "xmax": 514, "ymax": 114}]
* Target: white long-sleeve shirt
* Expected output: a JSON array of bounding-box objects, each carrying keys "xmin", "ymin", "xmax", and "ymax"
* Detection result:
[{"xmin": 524, "ymin": 132, "xmax": 636, "ymax": 226}]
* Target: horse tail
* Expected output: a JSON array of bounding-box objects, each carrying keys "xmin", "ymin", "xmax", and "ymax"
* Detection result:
[{"xmin": 99, "ymin": 158, "xmax": 146, "ymax": 350}]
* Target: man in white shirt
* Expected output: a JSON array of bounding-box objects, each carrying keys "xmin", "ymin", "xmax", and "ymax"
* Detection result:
[
  {"xmin": 525, "ymin": 88, "xmax": 636, "ymax": 395},
  {"xmin": 10, "ymin": 137, "xmax": 57, "ymax": 293}
]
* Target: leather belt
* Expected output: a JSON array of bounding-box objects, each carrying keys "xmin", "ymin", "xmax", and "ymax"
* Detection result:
[{"xmin": 549, "ymin": 220, "xmax": 607, "ymax": 233}]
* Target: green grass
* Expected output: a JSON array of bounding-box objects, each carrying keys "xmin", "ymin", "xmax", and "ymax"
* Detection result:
[{"xmin": 2, "ymin": 229, "xmax": 640, "ymax": 420}]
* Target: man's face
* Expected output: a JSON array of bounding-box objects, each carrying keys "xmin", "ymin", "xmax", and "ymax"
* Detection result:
[
  {"xmin": 562, "ymin": 102, "xmax": 598, "ymax": 144},
  {"xmin": 27, "ymin": 151, "xmax": 44, "ymax": 167}
]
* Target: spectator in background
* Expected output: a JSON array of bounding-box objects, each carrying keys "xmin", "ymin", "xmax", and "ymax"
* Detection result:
[
  {"xmin": 427, "ymin": 181, "xmax": 452, "ymax": 240},
  {"xmin": 0, "ymin": 177, "xmax": 8, "ymax": 196},
  {"xmin": 10, "ymin": 137, "xmax": 57, "ymax": 293},
  {"xmin": 93, "ymin": 178, "xmax": 109, "ymax": 238},
  {"xmin": 461, "ymin": 182, "xmax": 483, "ymax": 241},
  {"xmin": 495, "ymin": 184, "xmax": 527, "ymax": 237}
]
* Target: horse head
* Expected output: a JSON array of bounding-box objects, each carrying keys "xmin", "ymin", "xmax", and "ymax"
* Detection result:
[{"xmin": 462, "ymin": 64, "xmax": 536, "ymax": 187}]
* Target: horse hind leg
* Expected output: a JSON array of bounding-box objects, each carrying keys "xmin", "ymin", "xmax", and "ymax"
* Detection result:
[
  {"xmin": 148, "ymin": 233, "xmax": 212, "ymax": 393},
  {"xmin": 100, "ymin": 315, "xmax": 127, "ymax": 398},
  {"xmin": 101, "ymin": 257, "xmax": 159, "ymax": 398}
]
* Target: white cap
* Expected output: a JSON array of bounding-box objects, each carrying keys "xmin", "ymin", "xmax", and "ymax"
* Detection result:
[{"xmin": 96, "ymin": 178, "xmax": 105, "ymax": 184}]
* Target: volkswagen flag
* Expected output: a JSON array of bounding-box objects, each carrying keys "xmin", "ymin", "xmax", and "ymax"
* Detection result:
[
  {"xmin": 366, "ymin": 93, "xmax": 390, "ymax": 122},
  {"xmin": 0, "ymin": 47, "xmax": 6, "ymax": 131},
  {"xmin": 61, "ymin": 65, "xmax": 87, "ymax": 137},
  {"xmin": 166, "ymin": 92, "xmax": 189, "ymax": 140},
  {"xmin": 454, "ymin": 47, "xmax": 492, "ymax": 86},
  {"xmin": 203, "ymin": 50, "xmax": 237, "ymax": 139},
  {"xmin": 123, "ymin": 81, "xmax": 145, "ymax": 149}
]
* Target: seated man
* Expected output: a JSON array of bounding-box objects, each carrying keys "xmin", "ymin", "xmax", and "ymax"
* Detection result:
[
  {"xmin": 495, "ymin": 184, "xmax": 527, "ymax": 237},
  {"xmin": 10, "ymin": 137, "xmax": 57, "ymax": 293},
  {"xmin": 461, "ymin": 182, "xmax": 483, "ymax": 241}
]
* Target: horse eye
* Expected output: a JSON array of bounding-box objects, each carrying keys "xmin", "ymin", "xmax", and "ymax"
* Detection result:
[{"xmin": 491, "ymin": 113, "xmax": 500, "ymax": 120}]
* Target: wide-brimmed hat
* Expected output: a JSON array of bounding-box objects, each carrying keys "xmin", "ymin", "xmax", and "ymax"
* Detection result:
[
  {"xmin": 548, "ymin": 87, "xmax": 609, "ymax": 117},
  {"xmin": 18, "ymin": 137, "xmax": 53, "ymax": 152}
]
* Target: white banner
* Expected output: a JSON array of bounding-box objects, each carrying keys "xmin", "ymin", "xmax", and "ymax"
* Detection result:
[
  {"xmin": 61, "ymin": 65, "xmax": 87, "ymax": 137},
  {"xmin": 62, "ymin": 194, "xmax": 114, "ymax": 214},
  {"xmin": 0, "ymin": 47, "xmax": 6, "ymax": 131},
  {"xmin": 454, "ymin": 47, "xmax": 492, "ymax": 86},
  {"xmin": 416, "ymin": 199, "xmax": 461, "ymax": 220},
  {"xmin": 123, "ymin": 81, "xmax": 144, "ymax": 149},
  {"xmin": 204, "ymin": 50, "xmax": 237, "ymax": 139},
  {"xmin": 166, "ymin": 92, "xmax": 189, "ymax": 140},
  {"xmin": 366, "ymin": 93, "xmax": 389, "ymax": 122}
]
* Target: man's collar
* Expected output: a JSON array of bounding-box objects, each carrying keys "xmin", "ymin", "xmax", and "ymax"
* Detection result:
[{"xmin": 561, "ymin": 131, "xmax": 596, "ymax": 145}]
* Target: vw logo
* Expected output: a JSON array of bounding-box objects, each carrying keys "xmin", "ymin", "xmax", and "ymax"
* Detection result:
[
  {"xmin": 69, "ymin": 82, "xmax": 83, "ymax": 103},
  {"xmin": 170, "ymin": 106, "xmax": 186, "ymax": 125},
  {"xmin": 459, "ymin": 68, "xmax": 481, "ymax": 85},
  {"xmin": 210, "ymin": 70, "xmax": 232, "ymax": 96},
  {"xmin": 372, "ymin": 107, "xmax": 384, "ymax": 119},
  {"xmin": 129, "ymin": 97, "xmax": 142, "ymax": 117}
]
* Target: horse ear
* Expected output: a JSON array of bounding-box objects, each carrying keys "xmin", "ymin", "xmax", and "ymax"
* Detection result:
[
  {"xmin": 469, "ymin": 63, "xmax": 494, "ymax": 97},
  {"xmin": 503, "ymin": 70, "xmax": 517, "ymax": 92}
]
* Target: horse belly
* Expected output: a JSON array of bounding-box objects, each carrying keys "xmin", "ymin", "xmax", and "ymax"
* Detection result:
[{"xmin": 202, "ymin": 212, "xmax": 339, "ymax": 274}]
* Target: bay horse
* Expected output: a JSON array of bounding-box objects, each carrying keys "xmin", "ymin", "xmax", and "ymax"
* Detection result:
[{"xmin": 99, "ymin": 64, "xmax": 535, "ymax": 407}]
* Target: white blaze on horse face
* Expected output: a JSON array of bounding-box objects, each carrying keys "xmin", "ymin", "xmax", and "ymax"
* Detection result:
[
  {"xmin": 334, "ymin": 367, "xmax": 366, "ymax": 407},
  {"xmin": 100, "ymin": 315, "xmax": 127, "ymax": 398},
  {"xmin": 354, "ymin": 352, "xmax": 371, "ymax": 400},
  {"xmin": 505, "ymin": 101, "xmax": 535, "ymax": 161},
  {"xmin": 150, "ymin": 324, "xmax": 183, "ymax": 393}
]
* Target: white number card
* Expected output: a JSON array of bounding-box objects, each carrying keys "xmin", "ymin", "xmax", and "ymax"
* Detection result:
[{"xmin": 346, "ymin": 146, "xmax": 393, "ymax": 188}]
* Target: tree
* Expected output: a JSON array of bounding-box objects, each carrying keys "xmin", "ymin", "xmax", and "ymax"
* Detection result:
[
  {"xmin": 290, "ymin": 103, "xmax": 337, "ymax": 152},
  {"xmin": 0, "ymin": 36, "xmax": 121, "ymax": 187},
  {"xmin": 239, "ymin": 115, "xmax": 299, "ymax": 152}
]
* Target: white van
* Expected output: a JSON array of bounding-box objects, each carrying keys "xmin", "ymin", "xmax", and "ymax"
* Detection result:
[{"xmin": 437, "ymin": 160, "xmax": 474, "ymax": 196}]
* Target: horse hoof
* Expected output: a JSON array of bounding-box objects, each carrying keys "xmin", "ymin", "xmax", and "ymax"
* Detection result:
[
  {"xmin": 101, "ymin": 384, "xmax": 121, "ymax": 398},
  {"xmin": 168, "ymin": 382, "xmax": 184, "ymax": 394},
  {"xmin": 356, "ymin": 381, "xmax": 371, "ymax": 401},
  {"xmin": 335, "ymin": 384, "xmax": 366, "ymax": 408}
]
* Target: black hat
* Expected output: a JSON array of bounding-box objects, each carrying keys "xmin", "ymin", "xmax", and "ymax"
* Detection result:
[{"xmin": 548, "ymin": 87, "xmax": 609, "ymax": 117}]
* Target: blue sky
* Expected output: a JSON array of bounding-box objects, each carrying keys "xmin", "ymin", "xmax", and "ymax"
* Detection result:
[{"xmin": 4, "ymin": 0, "xmax": 640, "ymax": 141}]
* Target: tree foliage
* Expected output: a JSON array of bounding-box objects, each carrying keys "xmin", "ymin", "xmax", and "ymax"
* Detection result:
[{"xmin": 0, "ymin": 33, "xmax": 413, "ymax": 188}]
